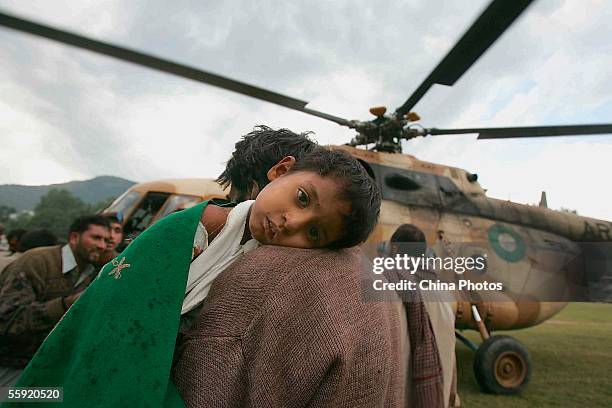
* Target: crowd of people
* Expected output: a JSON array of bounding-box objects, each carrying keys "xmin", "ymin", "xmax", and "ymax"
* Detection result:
[
  {"xmin": 0, "ymin": 126, "xmax": 459, "ymax": 407},
  {"xmin": 0, "ymin": 214, "xmax": 124, "ymax": 382},
  {"xmin": 0, "ymin": 228, "xmax": 58, "ymax": 271}
]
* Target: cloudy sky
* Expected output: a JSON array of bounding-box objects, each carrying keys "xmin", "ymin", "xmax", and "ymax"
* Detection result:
[{"xmin": 1, "ymin": 0, "xmax": 611, "ymax": 220}]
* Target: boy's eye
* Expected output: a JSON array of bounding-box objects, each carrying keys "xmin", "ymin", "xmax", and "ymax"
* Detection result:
[
  {"xmin": 297, "ymin": 189, "xmax": 309, "ymax": 207},
  {"xmin": 308, "ymin": 225, "xmax": 320, "ymax": 243}
]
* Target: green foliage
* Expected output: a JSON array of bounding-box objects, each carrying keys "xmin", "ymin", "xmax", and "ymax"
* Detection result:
[
  {"xmin": 0, "ymin": 205, "xmax": 16, "ymax": 223},
  {"xmin": 6, "ymin": 189, "xmax": 117, "ymax": 239},
  {"xmin": 5, "ymin": 212, "xmax": 34, "ymax": 232},
  {"xmin": 0, "ymin": 176, "xmax": 135, "ymax": 212},
  {"xmin": 30, "ymin": 190, "xmax": 91, "ymax": 238}
]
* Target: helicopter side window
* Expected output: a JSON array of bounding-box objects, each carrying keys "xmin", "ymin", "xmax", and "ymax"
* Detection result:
[
  {"xmin": 122, "ymin": 192, "xmax": 171, "ymax": 238},
  {"xmin": 378, "ymin": 165, "xmax": 441, "ymax": 207}
]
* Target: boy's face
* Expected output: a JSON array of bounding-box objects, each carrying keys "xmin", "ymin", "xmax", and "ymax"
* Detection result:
[
  {"xmin": 106, "ymin": 221, "xmax": 124, "ymax": 250},
  {"xmin": 248, "ymin": 165, "xmax": 351, "ymax": 249}
]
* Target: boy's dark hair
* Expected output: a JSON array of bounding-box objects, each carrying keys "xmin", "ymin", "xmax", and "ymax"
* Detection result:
[
  {"xmin": 217, "ymin": 125, "xmax": 317, "ymax": 202},
  {"xmin": 19, "ymin": 229, "xmax": 58, "ymax": 252},
  {"xmin": 390, "ymin": 224, "xmax": 427, "ymax": 257},
  {"xmin": 69, "ymin": 215, "xmax": 110, "ymax": 235},
  {"xmin": 291, "ymin": 148, "xmax": 381, "ymax": 249}
]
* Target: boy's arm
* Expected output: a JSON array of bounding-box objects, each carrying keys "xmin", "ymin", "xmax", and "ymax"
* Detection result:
[{"xmin": 199, "ymin": 204, "xmax": 231, "ymax": 242}]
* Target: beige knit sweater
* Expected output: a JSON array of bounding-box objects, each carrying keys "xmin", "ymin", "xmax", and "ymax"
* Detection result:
[{"xmin": 172, "ymin": 245, "xmax": 406, "ymax": 407}]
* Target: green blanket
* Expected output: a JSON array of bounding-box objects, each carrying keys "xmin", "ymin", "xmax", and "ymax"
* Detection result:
[{"xmin": 6, "ymin": 201, "xmax": 209, "ymax": 407}]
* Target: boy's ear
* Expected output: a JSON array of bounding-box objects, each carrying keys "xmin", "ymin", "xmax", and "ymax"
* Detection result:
[{"xmin": 267, "ymin": 156, "xmax": 296, "ymax": 181}]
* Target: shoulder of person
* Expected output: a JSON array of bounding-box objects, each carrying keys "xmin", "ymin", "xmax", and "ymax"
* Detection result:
[
  {"xmin": 21, "ymin": 245, "xmax": 62, "ymax": 261},
  {"xmin": 230, "ymin": 245, "xmax": 361, "ymax": 290},
  {"xmin": 198, "ymin": 246, "xmax": 373, "ymax": 335},
  {"xmin": 239, "ymin": 247, "xmax": 401, "ymax": 381},
  {"xmin": 268, "ymin": 247, "xmax": 373, "ymax": 313},
  {"xmin": 3, "ymin": 245, "xmax": 61, "ymax": 276},
  {"xmin": 250, "ymin": 246, "xmax": 361, "ymax": 282}
]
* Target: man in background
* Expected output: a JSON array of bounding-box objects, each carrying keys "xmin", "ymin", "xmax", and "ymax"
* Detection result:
[
  {"xmin": 0, "ymin": 230, "xmax": 58, "ymax": 283},
  {"xmin": 389, "ymin": 224, "xmax": 460, "ymax": 407},
  {"xmin": 0, "ymin": 229, "xmax": 28, "ymax": 274},
  {"xmin": 0, "ymin": 215, "xmax": 109, "ymax": 385},
  {"xmin": 6, "ymin": 229, "xmax": 26, "ymax": 255},
  {"xmin": 0, "ymin": 225, "xmax": 7, "ymax": 252},
  {"xmin": 18, "ymin": 229, "xmax": 58, "ymax": 253},
  {"xmin": 97, "ymin": 213, "xmax": 124, "ymax": 267}
]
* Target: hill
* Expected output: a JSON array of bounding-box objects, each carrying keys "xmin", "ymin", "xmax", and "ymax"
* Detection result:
[{"xmin": 0, "ymin": 176, "xmax": 136, "ymax": 211}]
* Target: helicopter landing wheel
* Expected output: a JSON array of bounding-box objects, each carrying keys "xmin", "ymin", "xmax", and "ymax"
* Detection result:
[{"xmin": 473, "ymin": 335, "xmax": 532, "ymax": 395}]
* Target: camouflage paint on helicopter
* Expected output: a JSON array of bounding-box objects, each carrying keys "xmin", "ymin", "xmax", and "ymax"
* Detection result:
[{"xmin": 338, "ymin": 145, "xmax": 604, "ymax": 328}]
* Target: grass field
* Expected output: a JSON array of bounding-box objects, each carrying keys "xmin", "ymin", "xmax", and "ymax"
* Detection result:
[{"xmin": 456, "ymin": 303, "xmax": 612, "ymax": 407}]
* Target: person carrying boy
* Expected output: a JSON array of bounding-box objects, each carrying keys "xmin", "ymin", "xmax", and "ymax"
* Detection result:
[
  {"xmin": 205, "ymin": 126, "xmax": 448, "ymax": 406},
  {"xmin": 11, "ymin": 140, "xmax": 383, "ymax": 406}
]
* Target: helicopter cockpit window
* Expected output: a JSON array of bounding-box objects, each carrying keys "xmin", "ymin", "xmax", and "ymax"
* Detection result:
[
  {"xmin": 155, "ymin": 194, "xmax": 202, "ymax": 220},
  {"xmin": 379, "ymin": 166, "xmax": 441, "ymax": 207},
  {"xmin": 122, "ymin": 192, "xmax": 171, "ymax": 238},
  {"xmin": 104, "ymin": 191, "xmax": 142, "ymax": 219}
]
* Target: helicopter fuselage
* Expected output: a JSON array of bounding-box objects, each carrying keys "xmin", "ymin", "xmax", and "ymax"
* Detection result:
[{"xmin": 336, "ymin": 145, "xmax": 611, "ymax": 332}]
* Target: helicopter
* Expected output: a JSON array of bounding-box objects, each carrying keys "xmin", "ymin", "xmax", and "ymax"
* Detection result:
[{"xmin": 2, "ymin": 0, "xmax": 612, "ymax": 396}]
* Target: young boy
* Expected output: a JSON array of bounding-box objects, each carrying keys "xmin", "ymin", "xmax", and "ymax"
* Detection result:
[
  {"xmin": 13, "ymin": 137, "xmax": 380, "ymax": 407},
  {"xmin": 183, "ymin": 147, "xmax": 380, "ymax": 314}
]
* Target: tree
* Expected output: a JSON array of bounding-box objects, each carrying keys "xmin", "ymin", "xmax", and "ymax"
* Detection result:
[
  {"xmin": 28, "ymin": 189, "xmax": 92, "ymax": 238},
  {"xmin": 5, "ymin": 190, "xmax": 118, "ymax": 239},
  {"xmin": 5, "ymin": 211, "xmax": 34, "ymax": 232},
  {"xmin": 0, "ymin": 205, "xmax": 16, "ymax": 223}
]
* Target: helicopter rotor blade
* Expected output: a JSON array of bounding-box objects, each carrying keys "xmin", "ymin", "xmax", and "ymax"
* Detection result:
[
  {"xmin": 427, "ymin": 124, "xmax": 612, "ymax": 139},
  {"xmin": 395, "ymin": 0, "xmax": 534, "ymax": 117},
  {"xmin": 0, "ymin": 11, "xmax": 352, "ymax": 127}
]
